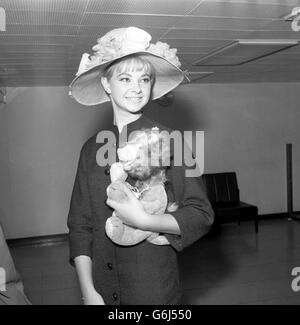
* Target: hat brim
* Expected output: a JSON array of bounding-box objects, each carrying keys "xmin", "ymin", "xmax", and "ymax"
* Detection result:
[{"xmin": 69, "ymin": 51, "xmax": 184, "ymax": 106}]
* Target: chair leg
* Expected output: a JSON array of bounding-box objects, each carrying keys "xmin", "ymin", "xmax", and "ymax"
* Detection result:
[{"xmin": 254, "ymin": 217, "xmax": 258, "ymax": 233}]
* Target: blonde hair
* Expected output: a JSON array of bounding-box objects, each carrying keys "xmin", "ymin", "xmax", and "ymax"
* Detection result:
[{"xmin": 103, "ymin": 54, "xmax": 155, "ymax": 83}]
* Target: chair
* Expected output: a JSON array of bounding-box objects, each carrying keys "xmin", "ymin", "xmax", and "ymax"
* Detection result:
[{"xmin": 202, "ymin": 172, "xmax": 258, "ymax": 233}]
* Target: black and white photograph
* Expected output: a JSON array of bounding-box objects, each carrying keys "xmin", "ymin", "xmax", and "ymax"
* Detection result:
[{"xmin": 0, "ymin": 0, "xmax": 300, "ymax": 307}]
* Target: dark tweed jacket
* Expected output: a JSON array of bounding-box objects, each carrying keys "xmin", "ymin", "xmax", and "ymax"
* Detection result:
[{"xmin": 67, "ymin": 114, "xmax": 214, "ymax": 305}]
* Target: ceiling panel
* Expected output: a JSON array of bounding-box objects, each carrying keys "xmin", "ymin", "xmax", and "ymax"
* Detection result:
[
  {"xmin": 76, "ymin": 26, "xmax": 111, "ymax": 38},
  {"xmin": 0, "ymin": 52, "xmax": 70, "ymax": 60},
  {"xmin": 180, "ymin": 60, "xmax": 300, "ymax": 74},
  {"xmin": 70, "ymin": 38, "xmax": 100, "ymax": 55},
  {"xmin": 0, "ymin": 75, "xmax": 70, "ymax": 80},
  {"xmin": 259, "ymin": 19, "xmax": 298, "ymax": 31},
  {"xmin": 209, "ymin": 0, "xmax": 300, "ymax": 6},
  {"xmin": 4, "ymin": 24, "xmax": 78, "ymax": 35},
  {"xmin": 161, "ymin": 38, "xmax": 230, "ymax": 48},
  {"xmin": 175, "ymin": 16, "xmax": 275, "ymax": 30},
  {"xmin": 0, "ymin": 35, "xmax": 76, "ymax": 45},
  {"xmin": 0, "ymin": 44, "xmax": 73, "ymax": 53},
  {"xmin": 190, "ymin": 40, "xmax": 299, "ymax": 66},
  {"xmin": 0, "ymin": 57, "xmax": 77, "ymax": 64},
  {"xmin": 192, "ymin": 54, "xmax": 300, "ymax": 66},
  {"xmin": 0, "ymin": 65, "xmax": 48, "ymax": 71},
  {"xmin": 1, "ymin": 79, "xmax": 69, "ymax": 86},
  {"xmin": 0, "ymin": 0, "xmax": 300, "ymax": 87},
  {"xmin": 191, "ymin": 1, "xmax": 296, "ymax": 19},
  {"xmin": 278, "ymin": 45, "xmax": 300, "ymax": 53},
  {"xmin": 247, "ymin": 30, "xmax": 300, "ymax": 40},
  {"xmin": 251, "ymin": 54, "xmax": 300, "ymax": 64},
  {"xmin": 180, "ymin": 53, "xmax": 211, "ymax": 63},
  {"xmin": 0, "ymin": 69, "xmax": 75, "ymax": 76},
  {"xmin": 262, "ymin": 66, "xmax": 300, "ymax": 73},
  {"xmin": 86, "ymin": 0, "xmax": 202, "ymax": 15},
  {"xmin": 0, "ymin": 0, "xmax": 88, "ymax": 12},
  {"xmin": 77, "ymin": 26, "xmax": 169, "ymax": 42},
  {"xmin": 81, "ymin": 13, "xmax": 180, "ymax": 29},
  {"xmin": 6, "ymin": 10, "xmax": 83, "ymax": 25},
  {"xmin": 163, "ymin": 28, "xmax": 255, "ymax": 40},
  {"xmin": 177, "ymin": 46, "xmax": 210, "ymax": 54},
  {"xmin": 187, "ymin": 71, "xmax": 214, "ymax": 82}
]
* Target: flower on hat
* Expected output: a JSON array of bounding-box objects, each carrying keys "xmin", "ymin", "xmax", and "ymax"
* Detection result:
[
  {"xmin": 148, "ymin": 42, "xmax": 181, "ymax": 68},
  {"xmin": 84, "ymin": 27, "xmax": 151, "ymax": 71},
  {"xmin": 122, "ymin": 27, "xmax": 151, "ymax": 54},
  {"xmin": 75, "ymin": 27, "xmax": 182, "ymax": 76},
  {"xmin": 76, "ymin": 53, "xmax": 91, "ymax": 76}
]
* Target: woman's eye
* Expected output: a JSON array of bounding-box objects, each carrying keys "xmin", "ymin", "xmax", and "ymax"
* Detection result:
[
  {"xmin": 141, "ymin": 77, "xmax": 150, "ymax": 83},
  {"xmin": 120, "ymin": 77, "xmax": 130, "ymax": 82}
]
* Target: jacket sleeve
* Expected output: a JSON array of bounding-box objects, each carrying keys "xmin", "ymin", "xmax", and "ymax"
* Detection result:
[
  {"xmin": 67, "ymin": 145, "xmax": 93, "ymax": 265},
  {"xmin": 165, "ymin": 143, "xmax": 214, "ymax": 252}
]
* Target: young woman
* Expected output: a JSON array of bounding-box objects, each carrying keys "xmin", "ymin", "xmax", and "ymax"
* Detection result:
[{"xmin": 68, "ymin": 27, "xmax": 214, "ymax": 305}]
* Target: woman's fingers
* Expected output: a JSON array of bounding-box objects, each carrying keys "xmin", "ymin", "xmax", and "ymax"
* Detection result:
[{"xmin": 106, "ymin": 198, "xmax": 117, "ymax": 209}]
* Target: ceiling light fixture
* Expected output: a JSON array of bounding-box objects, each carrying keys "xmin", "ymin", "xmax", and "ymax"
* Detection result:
[{"xmin": 193, "ymin": 40, "xmax": 299, "ymax": 66}]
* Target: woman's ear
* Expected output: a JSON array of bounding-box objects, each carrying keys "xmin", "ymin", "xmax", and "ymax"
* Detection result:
[{"xmin": 100, "ymin": 76, "xmax": 111, "ymax": 94}]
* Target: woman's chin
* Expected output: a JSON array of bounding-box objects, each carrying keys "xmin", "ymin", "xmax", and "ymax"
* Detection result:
[
  {"xmin": 126, "ymin": 105, "xmax": 144, "ymax": 113},
  {"xmin": 124, "ymin": 98, "xmax": 149, "ymax": 112}
]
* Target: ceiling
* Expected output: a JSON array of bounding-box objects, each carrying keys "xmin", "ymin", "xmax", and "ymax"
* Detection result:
[{"xmin": 0, "ymin": 0, "xmax": 300, "ymax": 87}]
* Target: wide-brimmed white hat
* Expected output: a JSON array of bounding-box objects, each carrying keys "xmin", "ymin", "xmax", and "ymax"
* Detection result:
[{"xmin": 69, "ymin": 27, "xmax": 185, "ymax": 106}]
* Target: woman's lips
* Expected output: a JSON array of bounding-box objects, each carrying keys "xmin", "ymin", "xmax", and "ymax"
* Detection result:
[{"xmin": 125, "ymin": 97, "xmax": 143, "ymax": 102}]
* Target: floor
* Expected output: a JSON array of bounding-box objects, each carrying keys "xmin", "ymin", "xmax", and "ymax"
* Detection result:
[{"xmin": 9, "ymin": 218, "xmax": 300, "ymax": 305}]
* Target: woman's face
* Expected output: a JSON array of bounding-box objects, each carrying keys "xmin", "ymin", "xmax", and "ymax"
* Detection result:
[{"xmin": 101, "ymin": 65, "xmax": 152, "ymax": 114}]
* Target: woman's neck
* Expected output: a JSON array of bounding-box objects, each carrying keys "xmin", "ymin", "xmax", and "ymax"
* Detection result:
[{"xmin": 113, "ymin": 107, "xmax": 142, "ymax": 133}]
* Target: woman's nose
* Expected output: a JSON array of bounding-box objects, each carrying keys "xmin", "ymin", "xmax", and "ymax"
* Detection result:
[{"xmin": 131, "ymin": 81, "xmax": 142, "ymax": 92}]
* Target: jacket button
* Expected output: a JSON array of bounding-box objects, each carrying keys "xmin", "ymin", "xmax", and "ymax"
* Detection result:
[
  {"xmin": 113, "ymin": 293, "xmax": 118, "ymax": 301},
  {"xmin": 104, "ymin": 167, "xmax": 110, "ymax": 176},
  {"xmin": 107, "ymin": 262, "xmax": 113, "ymax": 270}
]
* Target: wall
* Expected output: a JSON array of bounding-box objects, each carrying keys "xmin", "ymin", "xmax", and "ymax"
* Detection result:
[
  {"xmin": 152, "ymin": 83, "xmax": 300, "ymax": 215},
  {"xmin": 0, "ymin": 83, "xmax": 299, "ymax": 239},
  {"xmin": 0, "ymin": 87, "xmax": 113, "ymax": 238}
]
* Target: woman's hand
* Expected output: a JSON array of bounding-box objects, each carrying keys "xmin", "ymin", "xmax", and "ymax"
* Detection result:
[
  {"xmin": 83, "ymin": 289, "xmax": 106, "ymax": 305},
  {"xmin": 106, "ymin": 181, "xmax": 181, "ymax": 235},
  {"xmin": 106, "ymin": 181, "xmax": 150, "ymax": 230}
]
